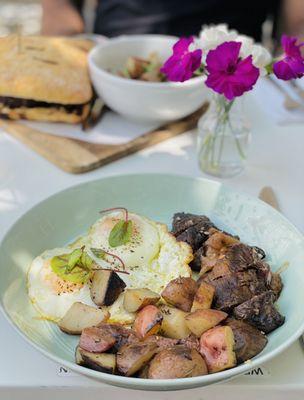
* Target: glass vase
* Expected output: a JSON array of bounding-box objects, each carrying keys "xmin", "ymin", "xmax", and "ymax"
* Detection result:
[{"xmin": 197, "ymin": 94, "xmax": 251, "ymax": 178}]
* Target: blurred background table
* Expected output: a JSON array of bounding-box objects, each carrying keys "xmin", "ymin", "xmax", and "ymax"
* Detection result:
[{"xmin": 0, "ymin": 91, "xmax": 303, "ymax": 400}]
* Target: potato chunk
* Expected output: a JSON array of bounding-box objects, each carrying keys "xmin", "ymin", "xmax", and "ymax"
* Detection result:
[
  {"xmin": 79, "ymin": 326, "xmax": 116, "ymax": 353},
  {"xmin": 117, "ymin": 342, "xmax": 157, "ymax": 376},
  {"xmin": 75, "ymin": 346, "xmax": 116, "ymax": 374},
  {"xmin": 58, "ymin": 302, "xmax": 109, "ymax": 334},
  {"xmin": 199, "ymin": 326, "xmax": 236, "ymax": 373},
  {"xmin": 123, "ymin": 288, "xmax": 160, "ymax": 313},
  {"xmin": 90, "ymin": 270, "xmax": 126, "ymax": 306},
  {"xmin": 148, "ymin": 346, "xmax": 208, "ymax": 379},
  {"xmin": 185, "ymin": 309, "xmax": 228, "ymax": 337},
  {"xmin": 161, "ymin": 277, "xmax": 197, "ymax": 312},
  {"xmin": 191, "ymin": 281, "xmax": 215, "ymax": 312},
  {"xmin": 133, "ymin": 305, "xmax": 163, "ymax": 339},
  {"xmin": 159, "ymin": 305, "xmax": 190, "ymax": 339}
]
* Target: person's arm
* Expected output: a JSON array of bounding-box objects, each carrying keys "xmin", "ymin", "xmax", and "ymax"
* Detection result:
[
  {"xmin": 41, "ymin": 0, "xmax": 84, "ymax": 36},
  {"xmin": 283, "ymin": 0, "xmax": 304, "ymax": 37}
]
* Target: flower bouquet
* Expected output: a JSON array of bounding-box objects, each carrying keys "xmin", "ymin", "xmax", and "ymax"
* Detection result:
[{"xmin": 161, "ymin": 25, "xmax": 304, "ymax": 177}]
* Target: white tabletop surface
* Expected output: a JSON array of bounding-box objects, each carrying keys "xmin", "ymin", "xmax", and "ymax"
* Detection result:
[{"xmin": 0, "ymin": 93, "xmax": 303, "ymax": 400}]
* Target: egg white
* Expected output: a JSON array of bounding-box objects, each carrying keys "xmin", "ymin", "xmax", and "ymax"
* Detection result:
[
  {"xmin": 27, "ymin": 247, "xmax": 95, "ymax": 322},
  {"xmin": 86, "ymin": 212, "xmax": 193, "ymax": 324}
]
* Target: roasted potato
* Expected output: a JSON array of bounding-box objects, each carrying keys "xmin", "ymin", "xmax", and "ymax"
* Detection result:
[
  {"xmin": 79, "ymin": 327, "xmax": 116, "ymax": 353},
  {"xmin": 90, "ymin": 270, "xmax": 126, "ymax": 306},
  {"xmin": 191, "ymin": 281, "xmax": 215, "ymax": 311},
  {"xmin": 123, "ymin": 288, "xmax": 160, "ymax": 313},
  {"xmin": 185, "ymin": 309, "xmax": 228, "ymax": 337},
  {"xmin": 148, "ymin": 345, "xmax": 208, "ymax": 379},
  {"xmin": 75, "ymin": 346, "xmax": 116, "ymax": 374},
  {"xmin": 58, "ymin": 302, "xmax": 109, "ymax": 334},
  {"xmin": 117, "ymin": 342, "xmax": 157, "ymax": 376},
  {"xmin": 161, "ymin": 277, "xmax": 197, "ymax": 312},
  {"xmin": 159, "ymin": 305, "xmax": 190, "ymax": 339},
  {"xmin": 199, "ymin": 326, "xmax": 236, "ymax": 373},
  {"xmin": 225, "ymin": 318, "xmax": 268, "ymax": 363},
  {"xmin": 133, "ymin": 305, "xmax": 163, "ymax": 339}
]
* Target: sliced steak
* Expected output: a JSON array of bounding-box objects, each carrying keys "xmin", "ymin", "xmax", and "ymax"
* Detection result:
[
  {"xmin": 203, "ymin": 243, "xmax": 272, "ymax": 311},
  {"xmin": 269, "ymin": 273, "xmax": 283, "ymax": 300},
  {"xmin": 205, "ymin": 269, "xmax": 267, "ymax": 311},
  {"xmin": 233, "ymin": 291, "xmax": 285, "ymax": 333},
  {"xmin": 172, "ymin": 213, "xmax": 215, "ymax": 237},
  {"xmin": 172, "ymin": 213, "xmax": 215, "ymax": 251},
  {"xmin": 200, "ymin": 231, "xmax": 240, "ymax": 274},
  {"xmin": 224, "ymin": 318, "xmax": 268, "ymax": 363}
]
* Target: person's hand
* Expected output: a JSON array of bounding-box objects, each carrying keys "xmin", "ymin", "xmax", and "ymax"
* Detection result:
[
  {"xmin": 283, "ymin": 0, "xmax": 304, "ymax": 39},
  {"xmin": 41, "ymin": 0, "xmax": 84, "ymax": 36}
]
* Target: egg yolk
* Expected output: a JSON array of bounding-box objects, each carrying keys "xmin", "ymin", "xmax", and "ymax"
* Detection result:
[{"xmin": 41, "ymin": 260, "xmax": 83, "ymax": 295}]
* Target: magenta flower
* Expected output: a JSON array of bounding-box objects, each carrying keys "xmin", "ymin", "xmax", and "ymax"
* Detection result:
[
  {"xmin": 161, "ymin": 37, "xmax": 202, "ymax": 82},
  {"xmin": 273, "ymin": 35, "xmax": 304, "ymax": 80},
  {"xmin": 205, "ymin": 41, "xmax": 260, "ymax": 100}
]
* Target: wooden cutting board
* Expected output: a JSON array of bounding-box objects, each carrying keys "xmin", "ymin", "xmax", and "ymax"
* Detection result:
[{"xmin": 0, "ymin": 103, "xmax": 208, "ymax": 174}]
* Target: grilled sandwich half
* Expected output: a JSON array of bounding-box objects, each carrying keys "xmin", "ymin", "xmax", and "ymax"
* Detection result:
[{"xmin": 0, "ymin": 35, "xmax": 94, "ymax": 124}]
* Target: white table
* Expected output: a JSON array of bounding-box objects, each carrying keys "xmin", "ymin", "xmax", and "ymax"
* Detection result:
[{"xmin": 0, "ymin": 94, "xmax": 303, "ymax": 399}]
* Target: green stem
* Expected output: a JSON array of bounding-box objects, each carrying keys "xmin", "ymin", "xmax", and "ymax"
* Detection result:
[{"xmin": 228, "ymin": 118, "xmax": 246, "ymax": 160}]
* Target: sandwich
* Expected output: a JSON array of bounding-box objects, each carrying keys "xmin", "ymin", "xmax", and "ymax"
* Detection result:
[{"xmin": 0, "ymin": 35, "xmax": 94, "ymax": 124}]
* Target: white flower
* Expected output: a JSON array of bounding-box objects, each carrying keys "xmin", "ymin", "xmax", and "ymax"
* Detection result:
[
  {"xmin": 198, "ymin": 24, "xmax": 272, "ymax": 76},
  {"xmin": 250, "ymin": 45, "xmax": 272, "ymax": 76},
  {"xmin": 237, "ymin": 35, "xmax": 271, "ymax": 75},
  {"xmin": 198, "ymin": 24, "xmax": 237, "ymax": 52}
]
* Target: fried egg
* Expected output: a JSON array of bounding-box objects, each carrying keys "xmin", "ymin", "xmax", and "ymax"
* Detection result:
[
  {"xmin": 28, "ymin": 212, "xmax": 193, "ymax": 325},
  {"xmin": 87, "ymin": 212, "xmax": 193, "ymax": 324},
  {"xmin": 27, "ymin": 247, "xmax": 95, "ymax": 322}
]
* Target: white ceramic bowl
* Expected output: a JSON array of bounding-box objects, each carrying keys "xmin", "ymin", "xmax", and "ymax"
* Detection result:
[
  {"xmin": 88, "ymin": 35, "xmax": 208, "ymax": 123},
  {"xmin": 1, "ymin": 174, "xmax": 304, "ymax": 391}
]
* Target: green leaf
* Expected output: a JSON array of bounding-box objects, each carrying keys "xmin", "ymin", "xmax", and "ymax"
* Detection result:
[
  {"xmin": 91, "ymin": 248, "xmax": 106, "ymax": 259},
  {"xmin": 109, "ymin": 220, "xmax": 133, "ymax": 247},
  {"xmin": 50, "ymin": 249, "xmax": 93, "ymax": 284},
  {"xmin": 265, "ymin": 62, "xmax": 274, "ymax": 75},
  {"xmin": 80, "ymin": 251, "xmax": 94, "ymax": 270},
  {"xmin": 67, "ymin": 248, "xmax": 82, "ymax": 271}
]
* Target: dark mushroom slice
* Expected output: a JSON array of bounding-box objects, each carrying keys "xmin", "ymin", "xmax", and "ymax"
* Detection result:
[
  {"xmin": 224, "ymin": 318, "xmax": 268, "ymax": 364},
  {"xmin": 233, "ymin": 291, "xmax": 285, "ymax": 333},
  {"xmin": 90, "ymin": 269, "xmax": 126, "ymax": 306}
]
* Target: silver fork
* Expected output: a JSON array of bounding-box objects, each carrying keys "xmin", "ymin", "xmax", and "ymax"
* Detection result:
[
  {"xmin": 267, "ymin": 76, "xmax": 304, "ymax": 111},
  {"xmin": 258, "ymin": 186, "xmax": 304, "ymax": 351}
]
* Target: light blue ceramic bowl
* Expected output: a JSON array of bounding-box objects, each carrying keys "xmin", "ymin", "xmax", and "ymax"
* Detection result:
[{"xmin": 0, "ymin": 174, "xmax": 304, "ymax": 391}]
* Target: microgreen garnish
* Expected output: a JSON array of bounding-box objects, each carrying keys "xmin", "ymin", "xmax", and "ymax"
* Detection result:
[
  {"xmin": 51, "ymin": 247, "xmax": 93, "ymax": 284},
  {"xmin": 51, "ymin": 246, "xmax": 129, "ymax": 282},
  {"xmin": 99, "ymin": 207, "xmax": 133, "ymax": 248},
  {"xmin": 90, "ymin": 247, "xmax": 127, "ymax": 272}
]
